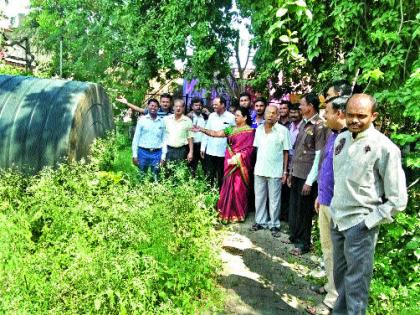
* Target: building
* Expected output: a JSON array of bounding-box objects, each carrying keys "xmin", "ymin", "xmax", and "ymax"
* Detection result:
[
  {"xmin": 0, "ymin": 0, "xmax": 32, "ymax": 68},
  {"xmin": 0, "ymin": 0, "xmax": 30, "ymax": 29}
]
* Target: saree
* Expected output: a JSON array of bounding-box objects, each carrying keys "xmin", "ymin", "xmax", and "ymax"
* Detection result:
[{"xmin": 217, "ymin": 126, "xmax": 255, "ymax": 223}]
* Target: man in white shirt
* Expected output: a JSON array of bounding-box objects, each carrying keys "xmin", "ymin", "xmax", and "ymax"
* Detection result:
[
  {"xmin": 200, "ymin": 96, "xmax": 235, "ymax": 187},
  {"xmin": 162, "ymin": 99, "xmax": 193, "ymax": 163},
  {"xmin": 251, "ymin": 105, "xmax": 291, "ymax": 237}
]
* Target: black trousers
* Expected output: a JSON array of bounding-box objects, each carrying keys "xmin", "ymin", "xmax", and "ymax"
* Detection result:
[
  {"xmin": 288, "ymin": 176, "xmax": 317, "ymax": 250},
  {"xmin": 203, "ymin": 154, "xmax": 225, "ymax": 189},
  {"xmin": 190, "ymin": 143, "xmax": 203, "ymax": 176},
  {"xmin": 166, "ymin": 145, "xmax": 188, "ymax": 162},
  {"xmin": 280, "ymin": 183, "xmax": 290, "ymax": 221}
]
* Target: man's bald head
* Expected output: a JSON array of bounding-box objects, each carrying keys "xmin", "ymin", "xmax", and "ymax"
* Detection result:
[
  {"xmin": 347, "ymin": 93, "xmax": 377, "ymax": 113},
  {"xmin": 346, "ymin": 93, "xmax": 378, "ymax": 135}
]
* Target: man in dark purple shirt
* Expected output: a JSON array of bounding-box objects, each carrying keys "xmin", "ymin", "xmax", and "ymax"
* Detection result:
[{"xmin": 306, "ymin": 94, "xmax": 349, "ymax": 315}]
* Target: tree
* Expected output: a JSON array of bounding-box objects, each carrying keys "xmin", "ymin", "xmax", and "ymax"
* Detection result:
[
  {"xmin": 238, "ymin": 2, "xmax": 419, "ymax": 313},
  {"xmin": 24, "ymin": 0, "xmax": 236, "ymax": 103},
  {"xmin": 238, "ymin": 0, "xmax": 419, "ymax": 161}
]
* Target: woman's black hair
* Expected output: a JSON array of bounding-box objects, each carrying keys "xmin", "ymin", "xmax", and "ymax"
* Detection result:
[{"xmin": 235, "ymin": 106, "xmax": 252, "ymax": 126}]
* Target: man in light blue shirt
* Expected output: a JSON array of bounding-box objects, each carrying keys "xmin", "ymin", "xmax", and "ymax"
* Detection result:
[{"xmin": 131, "ymin": 98, "xmax": 165, "ymax": 176}]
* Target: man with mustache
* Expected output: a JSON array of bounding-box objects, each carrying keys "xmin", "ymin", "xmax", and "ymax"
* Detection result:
[
  {"xmin": 200, "ymin": 96, "xmax": 235, "ymax": 188},
  {"xmin": 131, "ymin": 98, "xmax": 165, "ymax": 178},
  {"xmin": 288, "ymin": 92, "xmax": 327, "ymax": 255},
  {"xmin": 307, "ymin": 95, "xmax": 349, "ymax": 315},
  {"xmin": 329, "ymin": 94, "xmax": 407, "ymax": 314}
]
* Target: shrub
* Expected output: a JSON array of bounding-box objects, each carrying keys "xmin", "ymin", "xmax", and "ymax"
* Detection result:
[
  {"xmin": 0, "ymin": 135, "xmax": 222, "ymax": 314},
  {"xmin": 368, "ymin": 186, "xmax": 420, "ymax": 313}
]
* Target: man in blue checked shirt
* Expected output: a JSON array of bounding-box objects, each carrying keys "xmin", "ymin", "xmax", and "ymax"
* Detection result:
[{"xmin": 131, "ymin": 98, "xmax": 165, "ymax": 177}]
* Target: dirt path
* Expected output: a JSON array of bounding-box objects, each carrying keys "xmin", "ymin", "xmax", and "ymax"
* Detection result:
[{"xmin": 217, "ymin": 215, "xmax": 325, "ymax": 315}]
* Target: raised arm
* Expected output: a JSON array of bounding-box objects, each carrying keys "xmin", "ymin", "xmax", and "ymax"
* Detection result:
[{"xmin": 116, "ymin": 96, "xmax": 145, "ymax": 114}]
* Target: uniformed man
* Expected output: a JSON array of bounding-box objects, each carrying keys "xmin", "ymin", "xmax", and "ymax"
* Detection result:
[
  {"xmin": 306, "ymin": 81, "xmax": 352, "ymax": 315},
  {"xmin": 287, "ymin": 92, "xmax": 327, "ymax": 255},
  {"xmin": 330, "ymin": 94, "xmax": 407, "ymax": 314}
]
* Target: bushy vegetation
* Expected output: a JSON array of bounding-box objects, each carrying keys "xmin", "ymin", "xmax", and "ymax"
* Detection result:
[
  {"xmin": 369, "ymin": 186, "xmax": 420, "ymax": 314},
  {"xmin": 238, "ymin": 0, "xmax": 419, "ymax": 168},
  {"xmin": 0, "ymin": 133, "xmax": 222, "ymax": 314}
]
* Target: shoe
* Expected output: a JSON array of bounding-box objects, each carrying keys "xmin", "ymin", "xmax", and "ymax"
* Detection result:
[
  {"xmin": 290, "ymin": 247, "xmax": 310, "ymax": 256},
  {"xmin": 281, "ymin": 238, "xmax": 293, "ymax": 244},
  {"xmin": 270, "ymin": 227, "xmax": 281, "ymax": 238},
  {"xmin": 306, "ymin": 302, "xmax": 332, "ymax": 315},
  {"xmin": 250, "ymin": 223, "xmax": 265, "ymax": 231},
  {"xmin": 309, "ymin": 284, "xmax": 327, "ymax": 295}
]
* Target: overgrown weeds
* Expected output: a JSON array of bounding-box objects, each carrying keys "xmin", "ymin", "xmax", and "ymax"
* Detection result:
[{"xmin": 0, "ymin": 133, "xmax": 222, "ymax": 314}]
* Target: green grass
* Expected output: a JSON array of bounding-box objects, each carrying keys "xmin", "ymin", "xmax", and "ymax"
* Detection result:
[{"xmin": 0, "ymin": 130, "xmax": 223, "ymax": 314}]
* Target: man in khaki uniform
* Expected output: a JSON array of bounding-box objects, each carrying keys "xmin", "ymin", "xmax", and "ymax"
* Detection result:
[{"xmin": 287, "ymin": 92, "xmax": 327, "ymax": 255}]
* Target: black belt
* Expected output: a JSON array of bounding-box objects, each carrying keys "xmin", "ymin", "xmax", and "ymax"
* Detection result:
[
  {"xmin": 167, "ymin": 145, "xmax": 188, "ymax": 149},
  {"xmin": 139, "ymin": 147, "xmax": 161, "ymax": 152}
]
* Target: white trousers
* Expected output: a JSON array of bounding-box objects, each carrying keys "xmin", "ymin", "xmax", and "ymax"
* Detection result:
[{"xmin": 254, "ymin": 175, "xmax": 282, "ymax": 229}]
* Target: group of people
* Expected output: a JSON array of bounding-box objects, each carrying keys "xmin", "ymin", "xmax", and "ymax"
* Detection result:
[{"xmin": 118, "ymin": 82, "xmax": 407, "ymax": 315}]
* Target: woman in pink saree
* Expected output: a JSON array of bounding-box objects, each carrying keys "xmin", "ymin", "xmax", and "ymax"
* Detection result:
[{"xmin": 194, "ymin": 107, "xmax": 255, "ymax": 223}]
